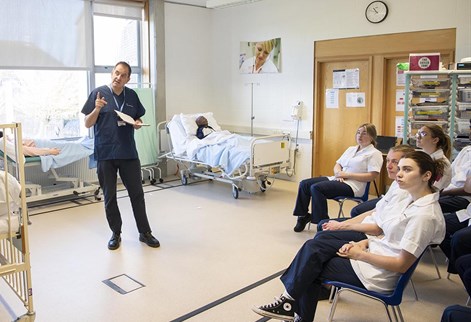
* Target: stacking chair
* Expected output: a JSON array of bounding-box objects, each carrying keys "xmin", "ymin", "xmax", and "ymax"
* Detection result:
[
  {"xmin": 324, "ymin": 251, "xmax": 424, "ymax": 322},
  {"xmin": 333, "ymin": 181, "xmax": 371, "ymax": 218}
]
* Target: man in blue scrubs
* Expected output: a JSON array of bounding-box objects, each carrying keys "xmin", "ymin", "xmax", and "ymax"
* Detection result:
[{"xmin": 81, "ymin": 61, "xmax": 159, "ymax": 250}]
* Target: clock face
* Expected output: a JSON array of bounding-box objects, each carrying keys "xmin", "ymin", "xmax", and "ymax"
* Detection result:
[{"xmin": 365, "ymin": 1, "xmax": 389, "ymax": 23}]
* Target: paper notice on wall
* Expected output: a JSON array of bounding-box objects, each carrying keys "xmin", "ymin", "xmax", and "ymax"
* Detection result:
[
  {"xmin": 396, "ymin": 68, "xmax": 406, "ymax": 86},
  {"xmin": 325, "ymin": 88, "xmax": 339, "ymax": 108},
  {"xmin": 396, "ymin": 90, "xmax": 405, "ymax": 112},
  {"xmin": 346, "ymin": 92, "xmax": 365, "ymax": 107},
  {"xmin": 395, "ymin": 116, "xmax": 404, "ymax": 139},
  {"xmin": 333, "ymin": 68, "xmax": 360, "ymax": 89}
]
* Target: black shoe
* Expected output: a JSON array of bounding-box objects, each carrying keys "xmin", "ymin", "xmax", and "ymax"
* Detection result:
[
  {"xmin": 252, "ymin": 295, "xmax": 295, "ymax": 321},
  {"xmin": 108, "ymin": 233, "xmax": 121, "ymax": 250},
  {"xmin": 139, "ymin": 232, "xmax": 160, "ymax": 248},
  {"xmin": 293, "ymin": 214, "xmax": 311, "ymax": 233}
]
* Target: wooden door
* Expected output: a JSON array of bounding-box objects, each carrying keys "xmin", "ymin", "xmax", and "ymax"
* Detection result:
[
  {"xmin": 313, "ymin": 28, "xmax": 456, "ymax": 192},
  {"xmin": 316, "ymin": 59, "xmax": 371, "ymax": 176}
]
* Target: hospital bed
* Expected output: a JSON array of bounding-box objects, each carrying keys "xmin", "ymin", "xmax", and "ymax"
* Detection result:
[
  {"xmin": 159, "ymin": 113, "xmax": 292, "ymax": 199},
  {"xmin": 0, "ymin": 123, "xmax": 35, "ymax": 321},
  {"xmin": 0, "ymin": 135, "xmax": 100, "ymax": 204}
]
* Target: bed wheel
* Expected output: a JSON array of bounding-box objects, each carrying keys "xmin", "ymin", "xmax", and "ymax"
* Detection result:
[
  {"xmin": 260, "ymin": 180, "xmax": 267, "ymax": 192},
  {"xmin": 159, "ymin": 178, "xmax": 164, "ymax": 183},
  {"xmin": 150, "ymin": 178, "xmax": 157, "ymax": 185},
  {"xmin": 181, "ymin": 175, "xmax": 188, "ymax": 185},
  {"xmin": 232, "ymin": 186, "xmax": 239, "ymax": 199}
]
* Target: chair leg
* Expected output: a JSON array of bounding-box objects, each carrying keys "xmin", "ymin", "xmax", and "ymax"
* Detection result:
[
  {"xmin": 384, "ymin": 304, "xmax": 394, "ymax": 322},
  {"xmin": 395, "ymin": 306, "xmax": 405, "ymax": 322},
  {"xmin": 337, "ymin": 200, "xmax": 345, "ymax": 218},
  {"xmin": 373, "ymin": 180, "xmax": 380, "ymax": 197},
  {"xmin": 410, "ymin": 279, "xmax": 418, "ymax": 301},
  {"xmin": 328, "ymin": 290, "xmax": 341, "ymax": 322},
  {"xmin": 329, "ymin": 286, "xmax": 336, "ymax": 303},
  {"xmin": 428, "ymin": 246, "xmax": 442, "ymax": 279}
]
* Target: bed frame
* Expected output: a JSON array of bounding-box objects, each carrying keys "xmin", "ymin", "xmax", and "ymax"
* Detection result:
[
  {"xmin": 22, "ymin": 157, "xmax": 101, "ymax": 204},
  {"xmin": 0, "ymin": 123, "xmax": 35, "ymax": 321},
  {"xmin": 157, "ymin": 121, "xmax": 292, "ymax": 199},
  {"xmin": 1, "ymin": 147, "xmax": 101, "ymax": 205}
]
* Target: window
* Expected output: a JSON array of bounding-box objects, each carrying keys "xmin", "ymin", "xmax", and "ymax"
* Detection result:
[
  {"xmin": 0, "ymin": 0, "xmax": 145, "ymax": 139},
  {"xmin": 0, "ymin": 70, "xmax": 88, "ymax": 138}
]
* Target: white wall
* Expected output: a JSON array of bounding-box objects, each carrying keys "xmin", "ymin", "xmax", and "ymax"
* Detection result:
[{"xmin": 164, "ymin": 0, "xmax": 471, "ymax": 181}]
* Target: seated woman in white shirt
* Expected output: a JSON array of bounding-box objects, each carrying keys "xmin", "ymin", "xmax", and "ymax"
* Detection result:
[
  {"xmin": 415, "ymin": 124, "xmax": 452, "ymax": 190},
  {"xmin": 319, "ymin": 144, "xmax": 416, "ymax": 232},
  {"xmin": 293, "ymin": 123, "xmax": 383, "ymax": 232},
  {"xmin": 253, "ymin": 151, "xmax": 446, "ymax": 322}
]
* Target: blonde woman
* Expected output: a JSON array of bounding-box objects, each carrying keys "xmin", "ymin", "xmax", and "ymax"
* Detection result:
[
  {"xmin": 239, "ymin": 39, "xmax": 278, "ymax": 73},
  {"xmin": 293, "ymin": 123, "xmax": 383, "ymax": 232}
]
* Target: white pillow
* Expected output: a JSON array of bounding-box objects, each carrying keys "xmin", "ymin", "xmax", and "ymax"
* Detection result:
[
  {"xmin": 167, "ymin": 115, "xmax": 188, "ymax": 155},
  {"xmin": 179, "ymin": 112, "xmax": 222, "ymax": 138}
]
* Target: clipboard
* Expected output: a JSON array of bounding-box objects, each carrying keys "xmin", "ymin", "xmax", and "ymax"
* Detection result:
[{"xmin": 115, "ymin": 110, "xmax": 150, "ymax": 126}]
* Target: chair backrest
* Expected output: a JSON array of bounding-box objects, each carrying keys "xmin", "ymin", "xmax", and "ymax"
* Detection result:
[
  {"xmin": 359, "ymin": 181, "xmax": 371, "ymax": 202},
  {"xmin": 386, "ymin": 250, "xmax": 425, "ymax": 306}
]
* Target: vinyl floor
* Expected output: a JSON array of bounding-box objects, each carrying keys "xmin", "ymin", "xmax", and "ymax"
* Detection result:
[{"xmin": 0, "ymin": 177, "xmax": 467, "ymax": 322}]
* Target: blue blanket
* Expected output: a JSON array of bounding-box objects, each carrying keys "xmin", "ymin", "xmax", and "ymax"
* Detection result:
[{"xmin": 33, "ymin": 137, "xmax": 94, "ymax": 172}]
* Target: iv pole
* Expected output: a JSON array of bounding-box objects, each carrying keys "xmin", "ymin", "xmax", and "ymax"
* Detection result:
[{"xmin": 247, "ymin": 82, "xmax": 259, "ymax": 136}]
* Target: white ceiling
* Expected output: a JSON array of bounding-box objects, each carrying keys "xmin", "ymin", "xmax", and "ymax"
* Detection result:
[{"xmin": 165, "ymin": 0, "xmax": 207, "ymax": 7}]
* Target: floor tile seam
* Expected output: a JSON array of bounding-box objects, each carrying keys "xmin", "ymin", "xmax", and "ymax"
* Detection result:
[{"xmin": 169, "ymin": 268, "xmax": 285, "ymax": 322}]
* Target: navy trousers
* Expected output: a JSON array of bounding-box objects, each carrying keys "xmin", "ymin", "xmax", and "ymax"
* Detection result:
[
  {"xmin": 97, "ymin": 159, "xmax": 151, "ymax": 235},
  {"xmin": 441, "ymin": 255, "xmax": 471, "ymax": 321},
  {"xmin": 439, "ymin": 214, "xmax": 470, "ymax": 274},
  {"xmin": 441, "ymin": 305, "xmax": 471, "ymax": 322},
  {"xmin": 439, "ymin": 196, "xmax": 470, "ymax": 214},
  {"xmin": 280, "ymin": 230, "xmax": 367, "ymax": 321},
  {"xmin": 293, "ymin": 177, "xmax": 354, "ymax": 224},
  {"xmin": 350, "ymin": 197, "xmax": 381, "ymax": 217}
]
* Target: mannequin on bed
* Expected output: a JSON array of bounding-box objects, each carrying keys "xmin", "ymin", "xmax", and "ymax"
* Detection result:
[
  {"xmin": 0, "ymin": 131, "xmax": 61, "ymax": 156},
  {"xmin": 195, "ymin": 116, "xmax": 215, "ymax": 139}
]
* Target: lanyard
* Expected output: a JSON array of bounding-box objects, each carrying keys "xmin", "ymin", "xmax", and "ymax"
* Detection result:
[{"xmin": 108, "ymin": 85, "xmax": 126, "ymax": 112}]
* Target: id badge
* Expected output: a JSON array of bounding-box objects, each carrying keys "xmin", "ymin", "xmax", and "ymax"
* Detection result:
[{"xmin": 117, "ymin": 121, "xmax": 126, "ymax": 127}]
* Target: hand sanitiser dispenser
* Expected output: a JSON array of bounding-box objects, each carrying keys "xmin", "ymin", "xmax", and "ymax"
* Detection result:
[{"xmin": 291, "ymin": 101, "xmax": 303, "ymax": 120}]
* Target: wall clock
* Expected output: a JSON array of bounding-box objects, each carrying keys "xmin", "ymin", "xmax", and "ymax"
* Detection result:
[{"xmin": 365, "ymin": 1, "xmax": 389, "ymax": 24}]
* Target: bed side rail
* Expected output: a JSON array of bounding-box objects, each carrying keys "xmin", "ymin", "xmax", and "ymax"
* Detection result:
[{"xmin": 250, "ymin": 134, "xmax": 291, "ymax": 169}]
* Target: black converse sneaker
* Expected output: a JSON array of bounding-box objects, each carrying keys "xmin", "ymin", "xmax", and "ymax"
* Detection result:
[{"xmin": 252, "ymin": 295, "xmax": 295, "ymax": 321}]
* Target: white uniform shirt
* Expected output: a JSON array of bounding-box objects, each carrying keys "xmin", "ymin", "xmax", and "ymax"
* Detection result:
[
  {"xmin": 456, "ymin": 204, "xmax": 471, "ymax": 226},
  {"xmin": 372, "ymin": 180, "xmax": 409, "ymax": 214},
  {"xmin": 327, "ymin": 144, "xmax": 383, "ymax": 197},
  {"xmin": 239, "ymin": 56, "xmax": 279, "ymax": 74},
  {"xmin": 351, "ymin": 192, "xmax": 445, "ymax": 293},
  {"xmin": 444, "ymin": 145, "xmax": 471, "ymax": 205},
  {"xmin": 429, "ymin": 149, "xmax": 452, "ymax": 191}
]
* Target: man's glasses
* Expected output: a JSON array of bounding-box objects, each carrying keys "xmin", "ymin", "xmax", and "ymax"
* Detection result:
[{"xmin": 415, "ymin": 131, "xmax": 428, "ymax": 138}]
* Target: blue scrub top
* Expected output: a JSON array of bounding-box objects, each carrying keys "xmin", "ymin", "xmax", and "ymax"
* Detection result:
[{"xmin": 81, "ymin": 85, "xmax": 145, "ymax": 161}]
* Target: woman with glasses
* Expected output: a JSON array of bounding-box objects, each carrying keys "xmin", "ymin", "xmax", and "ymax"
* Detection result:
[
  {"xmin": 292, "ymin": 123, "xmax": 383, "ymax": 232},
  {"xmin": 415, "ymin": 124, "xmax": 452, "ymax": 190}
]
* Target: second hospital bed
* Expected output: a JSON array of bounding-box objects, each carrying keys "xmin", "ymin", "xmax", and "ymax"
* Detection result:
[
  {"xmin": 0, "ymin": 136, "xmax": 100, "ymax": 204},
  {"xmin": 159, "ymin": 113, "xmax": 292, "ymax": 198}
]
